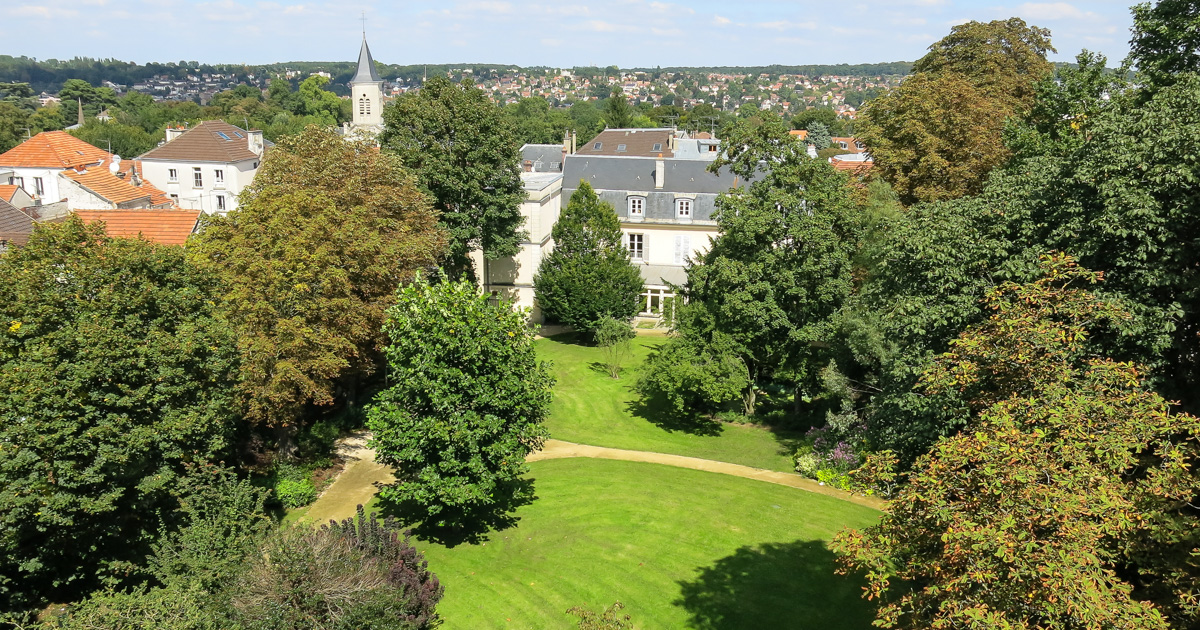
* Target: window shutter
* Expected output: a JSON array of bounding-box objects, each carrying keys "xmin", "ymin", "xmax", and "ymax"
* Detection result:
[{"xmin": 674, "ymin": 234, "xmax": 691, "ymax": 264}]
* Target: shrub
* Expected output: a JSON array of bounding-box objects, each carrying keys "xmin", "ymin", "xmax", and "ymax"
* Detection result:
[
  {"xmin": 275, "ymin": 478, "xmax": 317, "ymax": 509},
  {"xmin": 793, "ymin": 451, "xmax": 822, "ymax": 478},
  {"xmin": 595, "ymin": 317, "xmax": 636, "ymax": 379}
]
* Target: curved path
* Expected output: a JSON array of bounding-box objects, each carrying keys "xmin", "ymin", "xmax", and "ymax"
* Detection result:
[
  {"xmin": 299, "ymin": 435, "xmax": 885, "ymax": 523},
  {"xmin": 531, "ymin": 439, "xmax": 887, "ymax": 511}
]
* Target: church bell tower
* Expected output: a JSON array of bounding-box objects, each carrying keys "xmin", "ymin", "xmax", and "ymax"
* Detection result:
[{"xmin": 349, "ymin": 36, "xmax": 383, "ymax": 133}]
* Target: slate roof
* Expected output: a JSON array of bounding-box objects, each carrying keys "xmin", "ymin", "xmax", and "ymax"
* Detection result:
[
  {"xmin": 521, "ymin": 144, "xmax": 565, "ymax": 173},
  {"xmin": 139, "ymin": 120, "xmax": 260, "ymax": 163},
  {"xmin": 576, "ymin": 128, "xmax": 674, "ymax": 157},
  {"xmin": 0, "ymin": 199, "xmax": 34, "ymax": 248},
  {"xmin": 351, "ymin": 38, "xmax": 383, "ymax": 83},
  {"xmin": 563, "ymin": 155, "xmax": 749, "ymax": 195},
  {"xmin": 0, "ymin": 131, "xmax": 110, "ymax": 169},
  {"xmin": 73, "ymin": 209, "xmax": 201, "ymax": 245}
]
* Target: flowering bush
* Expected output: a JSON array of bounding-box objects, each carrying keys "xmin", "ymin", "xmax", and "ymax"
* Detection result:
[{"xmin": 793, "ymin": 422, "xmax": 866, "ymax": 488}]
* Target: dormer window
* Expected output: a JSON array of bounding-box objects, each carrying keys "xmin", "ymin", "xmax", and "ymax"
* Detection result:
[
  {"xmin": 617, "ymin": 144, "xmax": 627, "ymax": 152},
  {"xmin": 593, "ymin": 142, "xmax": 602, "ymax": 150},
  {"xmin": 652, "ymin": 143, "xmax": 662, "ymax": 152},
  {"xmin": 675, "ymin": 198, "xmax": 692, "ymax": 220},
  {"xmin": 628, "ymin": 196, "xmax": 645, "ymax": 220}
]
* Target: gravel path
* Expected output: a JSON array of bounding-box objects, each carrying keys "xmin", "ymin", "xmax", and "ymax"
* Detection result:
[
  {"xmin": 299, "ymin": 431, "xmax": 395, "ymax": 525},
  {"xmin": 298, "ymin": 434, "xmax": 885, "ymax": 524}
]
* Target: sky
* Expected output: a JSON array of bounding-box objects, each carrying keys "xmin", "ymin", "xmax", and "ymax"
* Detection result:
[{"xmin": 7, "ymin": 0, "xmax": 1138, "ymax": 68}]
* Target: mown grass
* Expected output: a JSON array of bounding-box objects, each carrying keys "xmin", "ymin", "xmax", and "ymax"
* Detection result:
[
  {"xmin": 396, "ymin": 458, "xmax": 880, "ymax": 629},
  {"xmin": 537, "ymin": 333, "xmax": 804, "ymax": 472}
]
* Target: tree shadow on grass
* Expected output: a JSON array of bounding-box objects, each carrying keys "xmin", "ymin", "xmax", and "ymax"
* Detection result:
[
  {"xmin": 373, "ymin": 478, "xmax": 537, "ymax": 549},
  {"xmin": 624, "ymin": 389, "xmax": 724, "ymax": 437},
  {"xmin": 675, "ymin": 540, "xmax": 874, "ymax": 630}
]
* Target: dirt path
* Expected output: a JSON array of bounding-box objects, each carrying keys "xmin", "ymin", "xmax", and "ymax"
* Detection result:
[
  {"xmin": 299, "ymin": 431, "xmax": 395, "ymax": 525},
  {"xmin": 531, "ymin": 439, "xmax": 887, "ymax": 511},
  {"xmin": 298, "ymin": 434, "xmax": 884, "ymax": 524}
]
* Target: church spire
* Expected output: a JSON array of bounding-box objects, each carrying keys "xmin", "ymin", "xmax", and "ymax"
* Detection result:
[{"xmin": 351, "ymin": 36, "xmax": 382, "ymax": 84}]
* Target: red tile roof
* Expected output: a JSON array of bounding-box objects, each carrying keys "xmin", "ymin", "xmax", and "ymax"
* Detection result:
[
  {"xmin": 0, "ymin": 185, "xmax": 19, "ymax": 203},
  {"xmin": 62, "ymin": 168, "xmax": 153, "ymax": 206},
  {"xmin": 72, "ymin": 209, "xmax": 201, "ymax": 245},
  {"xmin": 830, "ymin": 156, "xmax": 875, "ymax": 175},
  {"xmin": 0, "ymin": 131, "xmax": 111, "ymax": 169}
]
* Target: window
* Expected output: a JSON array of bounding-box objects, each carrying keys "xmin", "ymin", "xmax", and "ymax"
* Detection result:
[
  {"xmin": 673, "ymin": 234, "xmax": 692, "ymax": 264},
  {"xmin": 838, "ymin": 141, "xmax": 849, "ymax": 149},
  {"xmin": 627, "ymin": 196, "xmax": 644, "ymax": 218},
  {"xmin": 169, "ymin": 193, "xmax": 179, "ymax": 203},
  {"xmin": 214, "ymin": 169, "xmax": 224, "ymax": 185},
  {"xmin": 640, "ymin": 287, "xmax": 675, "ymax": 316},
  {"xmin": 359, "ymin": 97, "xmax": 370, "ymax": 115},
  {"xmin": 192, "ymin": 167, "xmax": 203, "ymax": 188},
  {"xmin": 627, "ymin": 233, "xmax": 644, "ymax": 260},
  {"xmin": 652, "ymin": 143, "xmax": 662, "ymax": 152},
  {"xmin": 215, "ymin": 131, "xmax": 231, "ymax": 140},
  {"xmin": 215, "ymin": 195, "xmax": 226, "ymax": 212},
  {"xmin": 675, "ymin": 198, "xmax": 692, "ymax": 219},
  {"xmin": 10, "ymin": 177, "xmax": 23, "ymax": 190},
  {"xmin": 616, "ymin": 143, "xmax": 627, "ymax": 152},
  {"xmin": 168, "ymin": 168, "xmax": 178, "ymax": 182},
  {"xmin": 593, "ymin": 142, "xmax": 602, "ymax": 150},
  {"xmin": 33, "ymin": 177, "xmax": 44, "ymax": 196}
]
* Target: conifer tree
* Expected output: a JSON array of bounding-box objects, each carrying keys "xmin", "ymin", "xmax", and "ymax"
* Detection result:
[{"xmin": 534, "ymin": 181, "xmax": 644, "ymax": 333}]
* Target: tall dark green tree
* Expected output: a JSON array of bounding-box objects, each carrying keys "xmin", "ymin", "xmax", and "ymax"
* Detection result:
[
  {"xmin": 0, "ymin": 217, "xmax": 239, "ymax": 611},
  {"xmin": 602, "ymin": 87, "xmax": 634, "ymax": 128},
  {"xmin": 671, "ymin": 116, "xmax": 859, "ymax": 415},
  {"xmin": 533, "ymin": 181, "xmax": 644, "ymax": 333},
  {"xmin": 1127, "ymin": 0, "xmax": 1200, "ymax": 93},
  {"xmin": 381, "ymin": 76, "xmax": 526, "ymax": 278}
]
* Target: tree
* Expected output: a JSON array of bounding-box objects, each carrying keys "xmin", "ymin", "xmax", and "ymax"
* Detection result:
[
  {"xmin": 0, "ymin": 101, "xmax": 28, "ymax": 153},
  {"xmin": 595, "ymin": 316, "xmax": 635, "ymax": 379},
  {"xmin": 805, "ymin": 121, "xmax": 831, "ymax": 149},
  {"xmin": 1127, "ymin": 0, "xmax": 1200, "ymax": 93},
  {"xmin": 189, "ymin": 126, "xmax": 445, "ymax": 436},
  {"xmin": 603, "ymin": 87, "xmax": 634, "ymax": 128},
  {"xmin": 68, "ymin": 119, "xmax": 157, "ymax": 157},
  {"xmin": 0, "ymin": 217, "xmax": 239, "ymax": 611},
  {"xmin": 678, "ymin": 116, "xmax": 859, "ymax": 414},
  {"xmin": 856, "ymin": 18, "xmax": 1055, "ymax": 204},
  {"xmin": 834, "ymin": 254, "xmax": 1200, "ymax": 628},
  {"xmin": 791, "ymin": 107, "xmax": 847, "ymax": 136},
  {"xmin": 635, "ymin": 318, "xmax": 749, "ymax": 417},
  {"xmin": 297, "ymin": 75, "xmax": 343, "ymax": 124},
  {"xmin": 381, "ymin": 76, "xmax": 526, "ymax": 278},
  {"xmin": 505, "ymin": 96, "xmax": 571, "ymax": 144},
  {"xmin": 367, "ymin": 276, "xmax": 554, "ymax": 528},
  {"xmin": 533, "ymin": 181, "xmax": 644, "ymax": 333},
  {"xmin": 232, "ymin": 506, "xmax": 442, "ymax": 629}
]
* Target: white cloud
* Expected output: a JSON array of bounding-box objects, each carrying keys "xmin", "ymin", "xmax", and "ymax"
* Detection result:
[
  {"xmin": 13, "ymin": 5, "xmax": 80, "ymax": 17},
  {"xmin": 1016, "ymin": 2, "xmax": 1097, "ymax": 21},
  {"xmin": 756, "ymin": 20, "xmax": 817, "ymax": 31},
  {"xmin": 460, "ymin": 1, "xmax": 514, "ymax": 14},
  {"xmin": 713, "ymin": 15, "xmax": 731, "ymax": 26}
]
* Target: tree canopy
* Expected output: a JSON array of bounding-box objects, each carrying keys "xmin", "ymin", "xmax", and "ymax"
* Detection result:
[
  {"xmin": 0, "ymin": 217, "xmax": 239, "ymax": 611},
  {"xmin": 381, "ymin": 76, "xmax": 526, "ymax": 278},
  {"xmin": 189, "ymin": 125, "xmax": 445, "ymax": 433},
  {"xmin": 368, "ymin": 276, "xmax": 554, "ymax": 530},
  {"xmin": 533, "ymin": 181, "xmax": 644, "ymax": 332}
]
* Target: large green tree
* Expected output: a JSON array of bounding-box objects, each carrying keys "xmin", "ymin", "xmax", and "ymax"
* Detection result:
[
  {"xmin": 0, "ymin": 217, "xmax": 239, "ymax": 611},
  {"xmin": 367, "ymin": 276, "xmax": 553, "ymax": 530},
  {"xmin": 673, "ymin": 116, "xmax": 859, "ymax": 415},
  {"xmin": 381, "ymin": 76, "xmax": 526, "ymax": 278},
  {"xmin": 189, "ymin": 126, "xmax": 445, "ymax": 437},
  {"xmin": 1127, "ymin": 0, "xmax": 1200, "ymax": 93},
  {"xmin": 835, "ymin": 255, "xmax": 1200, "ymax": 628},
  {"xmin": 533, "ymin": 181, "xmax": 644, "ymax": 333},
  {"xmin": 857, "ymin": 18, "xmax": 1055, "ymax": 204}
]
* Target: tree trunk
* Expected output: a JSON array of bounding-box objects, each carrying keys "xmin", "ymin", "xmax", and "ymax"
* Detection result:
[
  {"xmin": 276, "ymin": 424, "xmax": 299, "ymax": 460},
  {"xmin": 794, "ymin": 382, "xmax": 803, "ymax": 416},
  {"xmin": 743, "ymin": 385, "xmax": 756, "ymax": 416}
]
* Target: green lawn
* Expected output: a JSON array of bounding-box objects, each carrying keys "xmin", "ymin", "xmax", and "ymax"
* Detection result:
[
  {"xmin": 406, "ymin": 458, "xmax": 880, "ymax": 629},
  {"xmin": 537, "ymin": 334, "xmax": 802, "ymax": 472}
]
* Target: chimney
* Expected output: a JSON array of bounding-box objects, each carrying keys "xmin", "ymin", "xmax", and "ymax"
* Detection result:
[
  {"xmin": 655, "ymin": 159, "xmax": 665, "ymax": 190},
  {"xmin": 165, "ymin": 126, "xmax": 187, "ymax": 142},
  {"xmin": 523, "ymin": 160, "xmax": 533, "ymax": 172},
  {"xmin": 247, "ymin": 129, "xmax": 264, "ymax": 156}
]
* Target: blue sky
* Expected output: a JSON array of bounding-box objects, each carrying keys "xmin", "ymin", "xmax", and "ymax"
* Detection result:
[{"xmin": 8, "ymin": 0, "xmax": 1137, "ymax": 68}]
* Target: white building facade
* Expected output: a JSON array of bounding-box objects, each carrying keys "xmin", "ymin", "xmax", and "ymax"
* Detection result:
[
  {"xmin": 137, "ymin": 120, "xmax": 265, "ymax": 215},
  {"xmin": 343, "ymin": 37, "xmax": 384, "ymax": 137}
]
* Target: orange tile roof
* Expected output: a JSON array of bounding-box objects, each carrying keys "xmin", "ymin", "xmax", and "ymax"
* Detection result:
[
  {"xmin": 62, "ymin": 168, "xmax": 153, "ymax": 206},
  {"xmin": 0, "ymin": 131, "xmax": 111, "ymax": 169},
  {"xmin": 60, "ymin": 159, "xmax": 176, "ymax": 209},
  {"xmin": 830, "ymin": 157, "xmax": 875, "ymax": 175},
  {"xmin": 789, "ymin": 129, "xmax": 809, "ymax": 140},
  {"xmin": 73, "ymin": 209, "xmax": 201, "ymax": 245},
  {"xmin": 0, "ymin": 185, "xmax": 18, "ymax": 203}
]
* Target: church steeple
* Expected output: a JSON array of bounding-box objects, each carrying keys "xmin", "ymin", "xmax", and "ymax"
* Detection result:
[
  {"xmin": 348, "ymin": 34, "xmax": 384, "ymax": 135},
  {"xmin": 351, "ymin": 37, "xmax": 382, "ymax": 84}
]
